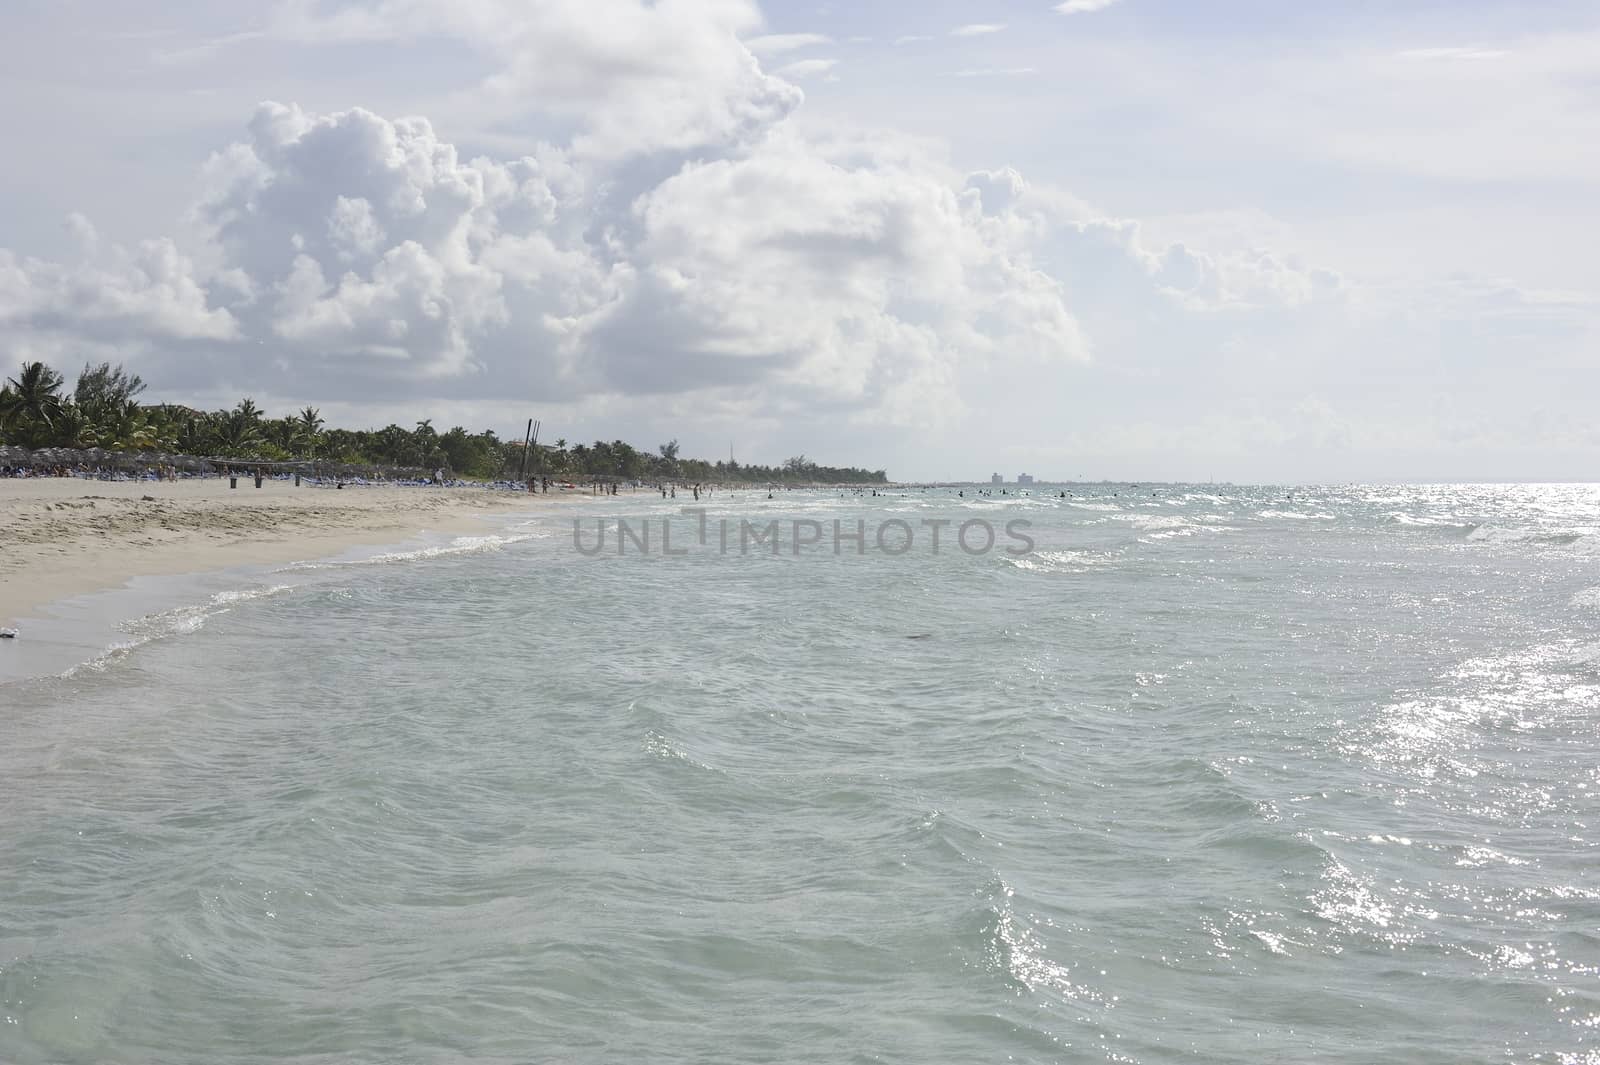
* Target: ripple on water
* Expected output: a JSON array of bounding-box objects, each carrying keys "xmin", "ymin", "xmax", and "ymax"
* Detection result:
[{"xmin": 5, "ymin": 485, "xmax": 1600, "ymax": 1063}]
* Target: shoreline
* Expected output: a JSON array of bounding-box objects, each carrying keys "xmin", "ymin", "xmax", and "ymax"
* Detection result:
[{"xmin": 0, "ymin": 477, "xmax": 552, "ymax": 631}]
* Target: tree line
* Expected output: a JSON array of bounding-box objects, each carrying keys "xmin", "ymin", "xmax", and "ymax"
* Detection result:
[{"xmin": 0, "ymin": 360, "xmax": 889, "ymax": 484}]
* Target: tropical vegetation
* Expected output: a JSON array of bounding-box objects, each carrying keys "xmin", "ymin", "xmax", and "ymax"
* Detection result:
[{"xmin": 0, "ymin": 360, "xmax": 889, "ymax": 483}]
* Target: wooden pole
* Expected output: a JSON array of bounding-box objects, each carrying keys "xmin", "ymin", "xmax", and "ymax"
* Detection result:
[{"xmin": 517, "ymin": 418, "xmax": 533, "ymax": 480}]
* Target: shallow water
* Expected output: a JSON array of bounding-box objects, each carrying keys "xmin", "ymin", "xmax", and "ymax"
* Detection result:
[{"xmin": 3, "ymin": 484, "xmax": 1599, "ymax": 1063}]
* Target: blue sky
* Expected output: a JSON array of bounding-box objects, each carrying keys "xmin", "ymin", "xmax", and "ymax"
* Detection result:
[{"xmin": 1, "ymin": 0, "xmax": 1596, "ymax": 481}]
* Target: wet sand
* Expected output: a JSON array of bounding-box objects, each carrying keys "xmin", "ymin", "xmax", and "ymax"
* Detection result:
[{"xmin": 0, "ymin": 477, "xmax": 543, "ymax": 628}]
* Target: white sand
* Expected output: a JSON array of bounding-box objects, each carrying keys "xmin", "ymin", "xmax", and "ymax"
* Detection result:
[{"xmin": 0, "ymin": 477, "xmax": 546, "ymax": 628}]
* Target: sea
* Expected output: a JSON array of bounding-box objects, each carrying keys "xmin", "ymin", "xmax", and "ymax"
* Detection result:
[{"xmin": 3, "ymin": 482, "xmax": 1599, "ymax": 1064}]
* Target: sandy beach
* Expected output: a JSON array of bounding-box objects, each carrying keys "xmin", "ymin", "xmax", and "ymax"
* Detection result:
[{"xmin": 0, "ymin": 477, "xmax": 539, "ymax": 628}]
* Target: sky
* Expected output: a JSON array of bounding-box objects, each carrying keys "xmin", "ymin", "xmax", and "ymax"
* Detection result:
[{"xmin": 0, "ymin": 0, "xmax": 1596, "ymax": 482}]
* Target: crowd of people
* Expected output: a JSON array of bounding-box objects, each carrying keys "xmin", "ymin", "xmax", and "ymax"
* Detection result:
[{"xmin": 1, "ymin": 463, "xmax": 184, "ymax": 481}]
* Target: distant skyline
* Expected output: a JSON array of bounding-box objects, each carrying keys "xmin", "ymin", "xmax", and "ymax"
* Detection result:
[{"xmin": 1, "ymin": 0, "xmax": 1596, "ymax": 482}]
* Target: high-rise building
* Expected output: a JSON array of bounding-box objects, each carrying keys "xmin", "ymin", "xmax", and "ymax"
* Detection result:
[
  {"xmin": 991, "ymin": 473, "xmax": 1004, "ymax": 485},
  {"xmin": 1018, "ymin": 473, "xmax": 1035, "ymax": 486}
]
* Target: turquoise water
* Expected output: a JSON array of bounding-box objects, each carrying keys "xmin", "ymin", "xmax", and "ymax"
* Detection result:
[{"xmin": 3, "ymin": 484, "xmax": 1599, "ymax": 1063}]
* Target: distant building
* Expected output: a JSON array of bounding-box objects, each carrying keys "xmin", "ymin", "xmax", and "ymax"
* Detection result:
[
  {"xmin": 1017, "ymin": 473, "xmax": 1035, "ymax": 486},
  {"xmin": 991, "ymin": 473, "xmax": 1004, "ymax": 485}
]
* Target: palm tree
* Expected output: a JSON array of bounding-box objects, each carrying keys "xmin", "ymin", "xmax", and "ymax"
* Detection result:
[
  {"xmin": 0, "ymin": 361, "xmax": 68, "ymax": 446},
  {"xmin": 375, "ymin": 424, "xmax": 410, "ymax": 465},
  {"xmin": 103, "ymin": 399, "xmax": 159, "ymax": 450},
  {"xmin": 295, "ymin": 406, "xmax": 324, "ymax": 458},
  {"xmin": 217, "ymin": 409, "xmax": 266, "ymax": 457}
]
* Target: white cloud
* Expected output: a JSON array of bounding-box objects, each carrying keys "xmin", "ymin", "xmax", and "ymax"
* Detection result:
[
  {"xmin": 746, "ymin": 32, "xmax": 831, "ymax": 56},
  {"xmin": 774, "ymin": 58, "xmax": 838, "ymax": 80},
  {"xmin": 1154, "ymin": 28, "xmax": 1600, "ymax": 184},
  {"xmin": 150, "ymin": 29, "xmax": 267, "ymax": 66},
  {"xmin": 953, "ymin": 68, "xmax": 1037, "ymax": 78},
  {"xmin": 1397, "ymin": 47, "xmax": 1508, "ymax": 61},
  {"xmin": 0, "ymin": 230, "xmax": 238, "ymax": 344},
  {"xmin": 569, "ymin": 131, "xmax": 1090, "ymax": 409},
  {"xmin": 4, "ymin": 81, "xmax": 1584, "ymax": 455},
  {"xmin": 0, "ymin": 98, "xmax": 1116, "ymax": 417},
  {"xmin": 951, "ymin": 23, "xmax": 1006, "ymax": 37},
  {"xmin": 3, "ymin": 0, "xmax": 1597, "ymax": 478},
  {"xmin": 1057, "ymin": 0, "xmax": 1124, "ymax": 13},
  {"xmin": 894, "ymin": 35, "xmax": 933, "ymax": 45},
  {"xmin": 266, "ymin": 0, "xmax": 800, "ymax": 160}
]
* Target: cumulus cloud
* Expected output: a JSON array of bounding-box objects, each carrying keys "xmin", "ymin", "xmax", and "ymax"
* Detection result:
[
  {"xmin": 0, "ymin": 220, "xmax": 237, "ymax": 345},
  {"xmin": 267, "ymin": 0, "xmax": 800, "ymax": 160},
  {"xmin": 3, "ymin": 0, "xmax": 1580, "ymax": 457},
  {"xmin": 0, "ymin": 92, "xmax": 1120, "ymax": 417},
  {"xmin": 0, "ymin": 72, "xmax": 1409, "ymax": 430},
  {"xmin": 566, "ymin": 131, "xmax": 1089, "ymax": 413}
]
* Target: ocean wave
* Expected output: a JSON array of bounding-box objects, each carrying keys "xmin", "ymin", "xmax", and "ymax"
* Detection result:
[
  {"xmin": 1134, "ymin": 518, "xmax": 1241, "ymax": 542},
  {"xmin": 1257, "ymin": 509, "xmax": 1335, "ymax": 520},
  {"xmin": 1141, "ymin": 527, "xmax": 1200, "ymax": 541},
  {"xmin": 280, "ymin": 533, "xmax": 538, "ymax": 571},
  {"xmin": 1571, "ymin": 588, "xmax": 1600, "ymax": 612},
  {"xmin": 64, "ymin": 584, "xmax": 297, "ymax": 676},
  {"xmin": 1344, "ymin": 641, "xmax": 1600, "ymax": 782},
  {"xmin": 1569, "ymin": 642, "xmax": 1600, "ymax": 670},
  {"xmin": 1387, "ymin": 511, "xmax": 1473, "ymax": 529},
  {"xmin": 1125, "ymin": 514, "xmax": 1193, "ymax": 531},
  {"xmin": 978, "ymin": 879, "xmax": 1107, "ymax": 1005},
  {"xmin": 1201, "ymin": 906, "xmax": 1310, "ymax": 960},
  {"xmin": 1455, "ymin": 845, "xmax": 1529, "ymax": 869},
  {"xmin": 1311, "ymin": 857, "xmax": 1401, "ymax": 935},
  {"xmin": 1465, "ymin": 524, "xmax": 1593, "ymax": 546},
  {"xmin": 1001, "ymin": 548, "xmax": 1123, "ymax": 574},
  {"xmin": 642, "ymin": 729, "xmax": 718, "ymax": 773}
]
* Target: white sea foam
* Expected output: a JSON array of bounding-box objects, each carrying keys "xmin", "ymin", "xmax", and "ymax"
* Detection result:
[
  {"xmin": 280, "ymin": 533, "xmax": 538, "ymax": 570},
  {"xmin": 1127, "ymin": 514, "xmax": 1241, "ymax": 542},
  {"xmin": 1257, "ymin": 509, "xmax": 1335, "ymax": 520},
  {"xmin": 1002, "ymin": 548, "xmax": 1122, "ymax": 574},
  {"xmin": 1387, "ymin": 511, "xmax": 1469, "ymax": 528},
  {"xmin": 1125, "ymin": 515, "xmax": 1191, "ymax": 531},
  {"xmin": 1571, "ymin": 588, "xmax": 1600, "ymax": 612},
  {"xmin": 1250, "ymin": 929, "xmax": 1293, "ymax": 956},
  {"xmin": 1465, "ymin": 524, "xmax": 1592, "ymax": 546},
  {"xmin": 64, "ymin": 584, "xmax": 297, "ymax": 676}
]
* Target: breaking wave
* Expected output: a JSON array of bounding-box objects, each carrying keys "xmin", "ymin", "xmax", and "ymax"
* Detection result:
[{"xmin": 279, "ymin": 533, "xmax": 538, "ymax": 571}]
